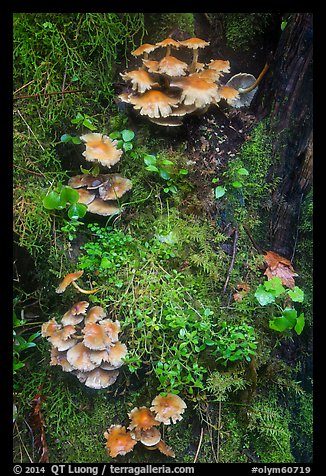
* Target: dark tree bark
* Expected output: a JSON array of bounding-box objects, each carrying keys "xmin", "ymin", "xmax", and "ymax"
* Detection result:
[{"xmin": 252, "ymin": 13, "xmax": 313, "ymax": 260}]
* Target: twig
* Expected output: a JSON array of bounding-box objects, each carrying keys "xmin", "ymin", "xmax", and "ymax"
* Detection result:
[
  {"xmin": 222, "ymin": 227, "xmax": 238, "ymax": 294},
  {"xmin": 242, "ymin": 224, "xmax": 264, "ymax": 254},
  {"xmin": 13, "ymin": 79, "xmax": 36, "ymax": 95},
  {"xmin": 216, "ymin": 400, "xmax": 222, "ymax": 463},
  {"xmin": 15, "ymin": 109, "xmax": 45, "ymax": 151},
  {"xmin": 13, "ymin": 89, "xmax": 84, "ymax": 101},
  {"xmin": 193, "ymin": 427, "xmax": 204, "ymax": 463}
]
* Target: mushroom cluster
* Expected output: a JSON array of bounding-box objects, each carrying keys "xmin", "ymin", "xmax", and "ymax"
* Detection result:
[
  {"xmin": 119, "ymin": 37, "xmax": 260, "ymax": 126},
  {"xmin": 104, "ymin": 393, "xmax": 187, "ymax": 459},
  {"xmin": 41, "ymin": 302, "xmax": 128, "ymax": 389},
  {"xmin": 68, "ymin": 132, "xmax": 132, "ymax": 217}
]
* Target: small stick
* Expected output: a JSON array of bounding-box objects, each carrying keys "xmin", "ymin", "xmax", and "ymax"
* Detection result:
[
  {"xmin": 13, "ymin": 89, "xmax": 84, "ymax": 101},
  {"xmin": 193, "ymin": 427, "xmax": 204, "ymax": 463},
  {"xmin": 242, "ymin": 224, "xmax": 264, "ymax": 254},
  {"xmin": 222, "ymin": 227, "xmax": 238, "ymax": 294}
]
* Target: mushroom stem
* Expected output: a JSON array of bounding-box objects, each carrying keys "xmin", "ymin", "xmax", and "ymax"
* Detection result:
[
  {"xmin": 165, "ymin": 46, "xmax": 171, "ymax": 56},
  {"xmin": 72, "ymin": 281, "xmax": 99, "ymax": 294},
  {"xmin": 189, "ymin": 50, "xmax": 199, "ymax": 74},
  {"xmin": 238, "ymin": 63, "xmax": 269, "ymax": 94}
]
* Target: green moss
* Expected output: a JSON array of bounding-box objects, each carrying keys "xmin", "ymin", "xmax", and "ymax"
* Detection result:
[
  {"xmin": 144, "ymin": 13, "xmax": 195, "ymax": 43},
  {"xmin": 224, "ymin": 13, "xmax": 276, "ymax": 52},
  {"xmin": 288, "ymin": 390, "xmax": 313, "ymax": 462}
]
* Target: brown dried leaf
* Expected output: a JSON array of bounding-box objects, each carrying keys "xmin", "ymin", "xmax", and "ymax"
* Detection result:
[
  {"xmin": 263, "ymin": 251, "xmax": 298, "ymax": 288},
  {"xmin": 28, "ymin": 388, "xmax": 49, "ymax": 463}
]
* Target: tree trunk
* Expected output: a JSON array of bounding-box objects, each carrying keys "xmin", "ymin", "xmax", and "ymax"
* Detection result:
[{"xmin": 252, "ymin": 13, "xmax": 313, "ymax": 260}]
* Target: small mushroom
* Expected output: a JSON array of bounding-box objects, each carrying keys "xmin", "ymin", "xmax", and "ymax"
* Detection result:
[
  {"xmin": 170, "ymin": 76, "xmax": 220, "ymax": 109},
  {"xmin": 68, "ymin": 174, "xmax": 107, "ymax": 190},
  {"xmin": 157, "ymin": 56, "xmax": 188, "ymax": 77},
  {"xmin": 155, "ymin": 439, "xmax": 176, "ymax": 458},
  {"xmin": 225, "ymin": 73, "xmax": 258, "ymax": 108},
  {"xmin": 104, "ymin": 425, "xmax": 137, "ymax": 457},
  {"xmin": 128, "ymin": 90, "xmax": 180, "ymax": 118},
  {"xmin": 98, "ymin": 175, "xmax": 132, "ymax": 201},
  {"xmin": 150, "ymin": 393, "xmax": 187, "ymax": 425},
  {"xmin": 48, "ymin": 326, "xmax": 78, "ymax": 352},
  {"xmin": 219, "ymin": 85, "xmax": 240, "ymax": 106},
  {"xmin": 41, "ymin": 318, "xmax": 61, "ymax": 338},
  {"xmin": 82, "ymin": 322, "xmax": 113, "ymax": 350},
  {"xmin": 142, "ymin": 59, "xmax": 160, "ymax": 73},
  {"xmin": 207, "ymin": 59, "xmax": 231, "ymax": 74},
  {"xmin": 128, "ymin": 407, "xmax": 160, "ymax": 431},
  {"xmin": 155, "ymin": 38, "xmax": 181, "ymax": 57},
  {"xmin": 131, "ymin": 43, "xmax": 158, "ymax": 60},
  {"xmin": 80, "ymin": 133, "xmax": 123, "ymax": 168},
  {"xmin": 179, "ymin": 37, "xmax": 210, "ymax": 73},
  {"xmin": 87, "ymin": 198, "xmax": 121, "ymax": 217},
  {"xmin": 50, "ymin": 348, "xmax": 75, "ymax": 372},
  {"xmin": 76, "ymin": 368, "xmax": 119, "ymax": 389},
  {"xmin": 84, "ymin": 306, "xmax": 107, "ymax": 324},
  {"xmin": 66, "ymin": 342, "xmax": 98, "ymax": 372},
  {"xmin": 56, "ymin": 270, "xmax": 84, "ymax": 294},
  {"xmin": 190, "ymin": 69, "xmax": 223, "ymax": 83},
  {"xmin": 107, "ymin": 342, "xmax": 128, "ymax": 368},
  {"xmin": 61, "ymin": 301, "xmax": 89, "ymax": 326},
  {"xmin": 100, "ymin": 319, "xmax": 121, "ymax": 343},
  {"xmin": 120, "ymin": 70, "xmax": 159, "ymax": 94},
  {"xmin": 139, "ymin": 427, "xmax": 161, "ymax": 447},
  {"xmin": 149, "ymin": 117, "xmax": 183, "ymax": 127}
]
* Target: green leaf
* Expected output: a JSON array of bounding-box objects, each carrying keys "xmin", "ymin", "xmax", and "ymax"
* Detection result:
[
  {"xmin": 269, "ymin": 308, "xmax": 297, "ymax": 332},
  {"xmin": 232, "ymin": 181, "xmax": 243, "ymax": 188},
  {"xmin": 255, "ymin": 284, "xmax": 275, "ymax": 306},
  {"xmin": 123, "ymin": 141, "xmax": 133, "ymax": 151},
  {"xmin": 121, "ymin": 129, "xmax": 135, "ymax": 142},
  {"xmin": 100, "ymin": 257, "xmax": 111, "ymax": 269},
  {"xmin": 159, "ymin": 169, "xmax": 171, "ymax": 180},
  {"xmin": 160, "ymin": 159, "xmax": 174, "ymax": 166},
  {"xmin": 71, "ymin": 136, "xmax": 82, "ymax": 144},
  {"xmin": 215, "ymin": 186, "xmax": 226, "ymax": 199},
  {"xmin": 281, "ymin": 20, "xmax": 288, "ymax": 31},
  {"xmin": 288, "ymin": 286, "xmax": 305, "ymax": 303},
  {"xmin": 60, "ymin": 133, "xmax": 72, "ymax": 143},
  {"xmin": 82, "ymin": 118, "xmax": 97, "ymax": 131},
  {"xmin": 60, "ymin": 186, "xmax": 79, "ymax": 204},
  {"xmin": 145, "ymin": 165, "xmax": 159, "ymax": 172},
  {"xmin": 144, "ymin": 154, "xmax": 157, "ymax": 166},
  {"xmin": 43, "ymin": 191, "xmax": 64, "ymax": 210},
  {"xmin": 294, "ymin": 313, "xmax": 305, "ymax": 335},
  {"xmin": 115, "ymin": 140, "xmax": 124, "ymax": 149},
  {"xmin": 109, "ymin": 131, "xmax": 122, "ymax": 140},
  {"xmin": 264, "ymin": 276, "xmax": 285, "ymax": 297},
  {"xmin": 67, "ymin": 203, "xmax": 87, "ymax": 219},
  {"xmin": 237, "ymin": 167, "xmax": 249, "ymax": 176},
  {"xmin": 179, "ymin": 169, "xmax": 189, "ymax": 175}
]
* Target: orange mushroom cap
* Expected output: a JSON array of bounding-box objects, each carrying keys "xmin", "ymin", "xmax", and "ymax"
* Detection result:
[
  {"xmin": 170, "ymin": 76, "xmax": 220, "ymax": 109},
  {"xmin": 56, "ymin": 270, "xmax": 84, "ymax": 294},
  {"xmin": 207, "ymin": 59, "xmax": 231, "ymax": 73},
  {"xmin": 77, "ymin": 368, "xmax": 119, "ymax": 389},
  {"xmin": 157, "ymin": 56, "xmax": 188, "ymax": 77},
  {"xmin": 128, "ymin": 406, "xmax": 160, "ymax": 431},
  {"xmin": 82, "ymin": 322, "xmax": 113, "ymax": 351},
  {"xmin": 48, "ymin": 326, "xmax": 78, "ymax": 351},
  {"xmin": 155, "ymin": 38, "xmax": 181, "ymax": 49},
  {"xmin": 104, "ymin": 425, "xmax": 137, "ymax": 457},
  {"xmin": 76, "ymin": 188, "xmax": 96, "ymax": 205},
  {"xmin": 150, "ymin": 393, "xmax": 187, "ymax": 425},
  {"xmin": 80, "ymin": 133, "xmax": 123, "ymax": 168},
  {"xmin": 131, "ymin": 43, "xmax": 158, "ymax": 57},
  {"xmin": 100, "ymin": 319, "xmax": 121, "ymax": 343},
  {"xmin": 120, "ymin": 69, "xmax": 159, "ymax": 94},
  {"xmin": 107, "ymin": 341, "xmax": 128, "ymax": 368},
  {"xmin": 86, "ymin": 198, "xmax": 121, "ymax": 217},
  {"xmin": 50, "ymin": 348, "xmax": 75, "ymax": 372},
  {"xmin": 142, "ymin": 59, "xmax": 159, "ymax": 73},
  {"xmin": 41, "ymin": 318, "xmax": 61, "ymax": 337},
  {"xmin": 66, "ymin": 342, "xmax": 98, "ymax": 372},
  {"xmin": 85, "ymin": 306, "xmax": 107, "ymax": 324},
  {"xmin": 179, "ymin": 37, "xmax": 210, "ymax": 49},
  {"xmin": 190, "ymin": 69, "xmax": 223, "ymax": 83},
  {"xmin": 219, "ymin": 85, "xmax": 240, "ymax": 106},
  {"xmin": 128, "ymin": 90, "xmax": 180, "ymax": 118}
]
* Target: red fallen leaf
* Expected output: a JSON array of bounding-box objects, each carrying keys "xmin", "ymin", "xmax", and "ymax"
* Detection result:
[
  {"xmin": 263, "ymin": 251, "xmax": 298, "ymax": 288},
  {"xmin": 28, "ymin": 386, "xmax": 49, "ymax": 463}
]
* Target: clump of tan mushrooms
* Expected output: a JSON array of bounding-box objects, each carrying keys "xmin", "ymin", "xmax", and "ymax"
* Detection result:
[
  {"xmin": 67, "ymin": 132, "xmax": 132, "ymax": 217},
  {"xmin": 41, "ymin": 302, "xmax": 127, "ymax": 389},
  {"xmin": 119, "ymin": 37, "xmax": 269, "ymax": 126},
  {"xmin": 104, "ymin": 393, "xmax": 187, "ymax": 458}
]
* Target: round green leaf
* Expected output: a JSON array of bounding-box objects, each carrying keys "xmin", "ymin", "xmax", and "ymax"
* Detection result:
[
  {"xmin": 123, "ymin": 141, "xmax": 133, "ymax": 151},
  {"xmin": 60, "ymin": 133, "xmax": 72, "ymax": 143},
  {"xmin": 159, "ymin": 169, "xmax": 171, "ymax": 180},
  {"xmin": 60, "ymin": 186, "xmax": 79, "ymax": 204},
  {"xmin": 294, "ymin": 313, "xmax": 305, "ymax": 335},
  {"xmin": 179, "ymin": 169, "xmax": 189, "ymax": 175},
  {"xmin": 288, "ymin": 286, "xmax": 305, "ymax": 302},
  {"xmin": 232, "ymin": 181, "xmax": 243, "ymax": 188},
  {"xmin": 215, "ymin": 186, "xmax": 226, "ymax": 199},
  {"xmin": 67, "ymin": 203, "xmax": 87, "ymax": 219},
  {"xmin": 145, "ymin": 165, "xmax": 159, "ymax": 172},
  {"xmin": 121, "ymin": 129, "xmax": 135, "ymax": 142},
  {"xmin": 43, "ymin": 191, "xmax": 63, "ymax": 210},
  {"xmin": 109, "ymin": 131, "xmax": 122, "ymax": 140},
  {"xmin": 237, "ymin": 167, "xmax": 249, "ymax": 176},
  {"xmin": 144, "ymin": 154, "xmax": 157, "ymax": 166}
]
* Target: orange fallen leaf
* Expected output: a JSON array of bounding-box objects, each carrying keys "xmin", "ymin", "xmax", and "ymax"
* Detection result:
[
  {"xmin": 233, "ymin": 282, "xmax": 251, "ymax": 302},
  {"xmin": 263, "ymin": 251, "xmax": 298, "ymax": 288}
]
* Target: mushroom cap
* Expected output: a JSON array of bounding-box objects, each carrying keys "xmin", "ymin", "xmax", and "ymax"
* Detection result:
[
  {"xmin": 61, "ymin": 302, "xmax": 88, "ymax": 326},
  {"xmin": 131, "ymin": 43, "xmax": 158, "ymax": 57},
  {"xmin": 77, "ymin": 368, "xmax": 119, "ymax": 389},
  {"xmin": 170, "ymin": 76, "xmax": 220, "ymax": 109},
  {"xmin": 225, "ymin": 73, "xmax": 258, "ymax": 108},
  {"xmin": 139, "ymin": 427, "xmax": 162, "ymax": 447},
  {"xmin": 107, "ymin": 341, "xmax": 128, "ymax": 367},
  {"xmin": 150, "ymin": 393, "xmax": 187, "ymax": 425},
  {"xmin": 82, "ymin": 322, "xmax": 113, "ymax": 350},
  {"xmin": 98, "ymin": 175, "xmax": 133, "ymax": 201},
  {"xmin": 128, "ymin": 406, "xmax": 160, "ymax": 431},
  {"xmin": 76, "ymin": 188, "xmax": 96, "ymax": 205},
  {"xmin": 41, "ymin": 318, "xmax": 61, "ymax": 337},
  {"xmin": 85, "ymin": 306, "xmax": 107, "ymax": 324},
  {"xmin": 190, "ymin": 69, "xmax": 223, "ymax": 83},
  {"xmin": 86, "ymin": 198, "xmax": 121, "ymax": 217},
  {"xmin": 142, "ymin": 59, "xmax": 159, "ymax": 73},
  {"xmin": 104, "ymin": 425, "xmax": 137, "ymax": 457},
  {"xmin": 179, "ymin": 37, "xmax": 210, "ymax": 49},
  {"xmin": 100, "ymin": 319, "xmax": 121, "ymax": 343},
  {"xmin": 56, "ymin": 270, "xmax": 84, "ymax": 294},
  {"xmin": 170, "ymin": 103, "xmax": 197, "ymax": 117},
  {"xmin": 219, "ymin": 85, "xmax": 240, "ymax": 106},
  {"xmin": 157, "ymin": 55, "xmax": 188, "ymax": 77},
  {"xmin": 155, "ymin": 439, "xmax": 176, "ymax": 458},
  {"xmin": 89, "ymin": 349, "xmax": 111, "ymax": 366},
  {"xmin": 48, "ymin": 327, "xmax": 78, "ymax": 352},
  {"xmin": 68, "ymin": 174, "xmax": 107, "ymax": 190},
  {"xmin": 50, "ymin": 348, "xmax": 75, "ymax": 372},
  {"xmin": 155, "ymin": 38, "xmax": 181, "ymax": 49},
  {"xmin": 128, "ymin": 90, "xmax": 180, "ymax": 118},
  {"xmin": 207, "ymin": 59, "xmax": 231, "ymax": 73},
  {"xmin": 118, "ymin": 93, "xmax": 132, "ymax": 103},
  {"xmin": 80, "ymin": 133, "xmax": 123, "ymax": 168},
  {"xmin": 66, "ymin": 342, "xmax": 97, "ymax": 371},
  {"xmin": 120, "ymin": 69, "xmax": 159, "ymax": 94}
]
